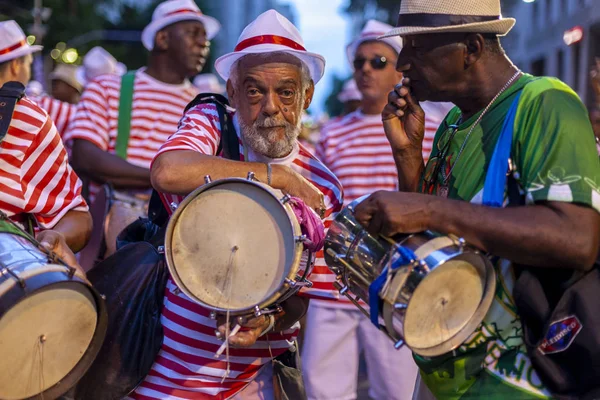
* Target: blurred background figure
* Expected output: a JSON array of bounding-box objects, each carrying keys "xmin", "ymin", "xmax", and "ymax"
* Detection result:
[
  {"xmin": 76, "ymin": 46, "xmax": 126, "ymax": 87},
  {"xmin": 48, "ymin": 63, "xmax": 82, "ymax": 104},
  {"xmin": 337, "ymin": 78, "xmax": 362, "ymax": 115},
  {"xmin": 25, "ymin": 80, "xmax": 45, "ymax": 97},
  {"xmin": 192, "ymin": 73, "xmax": 226, "ymax": 95}
]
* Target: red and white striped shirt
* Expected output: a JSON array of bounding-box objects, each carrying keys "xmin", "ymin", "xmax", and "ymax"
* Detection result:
[
  {"xmin": 63, "ymin": 69, "xmax": 198, "ymax": 198},
  {"xmin": 1, "ymin": 97, "xmax": 87, "ymax": 228},
  {"xmin": 130, "ymin": 104, "xmax": 343, "ymax": 399},
  {"xmin": 309, "ymin": 102, "xmax": 452, "ymax": 303},
  {"xmin": 30, "ymin": 95, "xmax": 77, "ymax": 138}
]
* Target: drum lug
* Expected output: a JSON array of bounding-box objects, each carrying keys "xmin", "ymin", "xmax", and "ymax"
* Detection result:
[
  {"xmin": 285, "ymin": 277, "xmax": 313, "ymax": 288},
  {"xmin": 247, "ymin": 172, "xmax": 255, "ymax": 181},
  {"xmin": 169, "ymin": 202, "xmax": 178, "ymax": 211},
  {"xmin": 448, "ymin": 233, "xmax": 466, "ymax": 249},
  {"xmin": 394, "ymin": 339, "xmax": 405, "ymax": 350},
  {"xmin": 280, "ymin": 194, "xmax": 291, "ymax": 204},
  {"xmin": 295, "ymin": 235, "xmax": 307, "ymax": 244},
  {"xmin": 254, "ymin": 305, "xmax": 263, "ymax": 317},
  {"xmin": 204, "ymin": 175, "xmax": 212, "ymax": 184},
  {"xmin": 157, "ymin": 246, "xmax": 165, "ymax": 254},
  {"xmin": 210, "ymin": 311, "xmax": 217, "ymax": 320}
]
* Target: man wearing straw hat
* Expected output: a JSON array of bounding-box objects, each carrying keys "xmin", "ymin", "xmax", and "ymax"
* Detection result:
[
  {"xmin": 353, "ymin": 0, "xmax": 600, "ymax": 399},
  {"xmin": 0, "ymin": 20, "xmax": 91, "ymax": 271},
  {"xmin": 137, "ymin": 9, "xmax": 343, "ymax": 400}
]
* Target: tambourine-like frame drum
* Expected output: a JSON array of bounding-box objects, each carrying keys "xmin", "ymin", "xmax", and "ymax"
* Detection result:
[
  {"xmin": 165, "ymin": 173, "xmax": 313, "ymax": 318},
  {"xmin": 325, "ymin": 197, "xmax": 496, "ymax": 357},
  {"xmin": 0, "ymin": 223, "xmax": 107, "ymax": 400}
]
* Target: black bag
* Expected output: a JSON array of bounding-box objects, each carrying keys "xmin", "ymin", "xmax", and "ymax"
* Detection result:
[
  {"xmin": 508, "ymin": 175, "xmax": 600, "ymax": 399},
  {"xmin": 74, "ymin": 236, "xmax": 169, "ymax": 400}
]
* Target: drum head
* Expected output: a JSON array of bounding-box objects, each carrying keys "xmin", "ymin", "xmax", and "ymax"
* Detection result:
[
  {"xmin": 403, "ymin": 254, "xmax": 488, "ymax": 352},
  {"xmin": 0, "ymin": 282, "xmax": 98, "ymax": 400},
  {"xmin": 169, "ymin": 181, "xmax": 299, "ymax": 312}
]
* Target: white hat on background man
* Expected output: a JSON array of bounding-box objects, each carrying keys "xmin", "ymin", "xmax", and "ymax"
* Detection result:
[
  {"xmin": 380, "ymin": 0, "xmax": 515, "ymax": 38},
  {"xmin": 76, "ymin": 46, "xmax": 126, "ymax": 86},
  {"xmin": 193, "ymin": 73, "xmax": 226, "ymax": 94},
  {"xmin": 215, "ymin": 9, "xmax": 326, "ymax": 84},
  {"xmin": 337, "ymin": 79, "xmax": 362, "ymax": 103},
  {"xmin": 0, "ymin": 20, "xmax": 42, "ymax": 64},
  {"xmin": 141, "ymin": 0, "xmax": 221, "ymax": 51},
  {"xmin": 49, "ymin": 64, "xmax": 83, "ymax": 93},
  {"xmin": 347, "ymin": 19, "xmax": 403, "ymax": 67}
]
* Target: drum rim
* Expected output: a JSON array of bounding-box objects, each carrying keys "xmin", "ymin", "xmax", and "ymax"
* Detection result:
[
  {"xmin": 165, "ymin": 177, "xmax": 303, "ymax": 314},
  {"xmin": 0, "ymin": 270, "xmax": 107, "ymax": 399}
]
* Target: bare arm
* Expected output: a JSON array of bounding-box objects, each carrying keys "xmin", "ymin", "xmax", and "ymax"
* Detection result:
[
  {"xmin": 355, "ymin": 191, "xmax": 600, "ymax": 271},
  {"xmin": 71, "ymin": 140, "xmax": 151, "ymax": 189},
  {"xmin": 50, "ymin": 209, "xmax": 93, "ymax": 252},
  {"xmin": 152, "ymin": 151, "xmax": 324, "ymax": 212}
]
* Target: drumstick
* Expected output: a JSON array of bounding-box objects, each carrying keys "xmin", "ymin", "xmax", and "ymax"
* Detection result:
[{"xmin": 215, "ymin": 324, "xmax": 242, "ymax": 358}]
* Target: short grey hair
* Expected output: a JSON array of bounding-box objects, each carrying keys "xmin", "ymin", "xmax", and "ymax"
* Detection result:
[{"xmin": 229, "ymin": 52, "xmax": 312, "ymax": 92}]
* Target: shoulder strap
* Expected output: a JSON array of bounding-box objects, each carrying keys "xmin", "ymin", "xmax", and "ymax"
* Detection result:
[
  {"xmin": 0, "ymin": 81, "xmax": 25, "ymax": 142},
  {"xmin": 184, "ymin": 92, "xmax": 240, "ymax": 161},
  {"xmin": 482, "ymin": 90, "xmax": 524, "ymax": 207},
  {"xmin": 115, "ymin": 71, "xmax": 135, "ymax": 160}
]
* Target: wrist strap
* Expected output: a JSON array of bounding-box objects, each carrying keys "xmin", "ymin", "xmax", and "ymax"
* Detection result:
[{"xmin": 259, "ymin": 314, "xmax": 275, "ymax": 337}]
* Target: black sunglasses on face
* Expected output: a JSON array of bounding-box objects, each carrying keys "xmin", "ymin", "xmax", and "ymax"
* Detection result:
[{"xmin": 353, "ymin": 55, "xmax": 389, "ymax": 70}]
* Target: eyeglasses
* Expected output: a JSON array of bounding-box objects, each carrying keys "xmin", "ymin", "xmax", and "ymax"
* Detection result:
[{"xmin": 353, "ymin": 56, "xmax": 389, "ymax": 71}]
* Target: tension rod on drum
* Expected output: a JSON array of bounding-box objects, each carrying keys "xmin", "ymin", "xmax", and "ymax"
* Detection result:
[{"xmin": 325, "ymin": 249, "xmax": 371, "ymax": 287}]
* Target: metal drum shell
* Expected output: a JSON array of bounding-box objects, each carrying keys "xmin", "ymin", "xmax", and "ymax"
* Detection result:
[
  {"xmin": 0, "ymin": 231, "xmax": 107, "ymax": 400},
  {"xmin": 165, "ymin": 178, "xmax": 305, "ymax": 316}
]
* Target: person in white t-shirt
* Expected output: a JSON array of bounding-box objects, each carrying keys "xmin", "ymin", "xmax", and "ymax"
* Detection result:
[{"xmin": 301, "ymin": 20, "xmax": 452, "ymax": 400}]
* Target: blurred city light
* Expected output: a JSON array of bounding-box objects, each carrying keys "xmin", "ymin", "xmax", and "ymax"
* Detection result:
[
  {"xmin": 61, "ymin": 48, "xmax": 79, "ymax": 64},
  {"xmin": 522, "ymin": 0, "xmax": 535, "ymax": 3},
  {"xmin": 26, "ymin": 35, "xmax": 36, "ymax": 45},
  {"xmin": 563, "ymin": 26, "xmax": 584, "ymax": 46},
  {"xmin": 56, "ymin": 42, "xmax": 66, "ymax": 51},
  {"xmin": 50, "ymin": 49, "xmax": 61, "ymax": 60}
]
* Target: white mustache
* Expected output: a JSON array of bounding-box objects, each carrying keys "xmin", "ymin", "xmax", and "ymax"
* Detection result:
[{"xmin": 255, "ymin": 117, "xmax": 288, "ymax": 128}]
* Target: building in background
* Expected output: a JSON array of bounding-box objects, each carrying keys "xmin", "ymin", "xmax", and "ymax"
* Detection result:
[
  {"xmin": 206, "ymin": 0, "xmax": 296, "ymax": 64},
  {"xmin": 503, "ymin": 0, "xmax": 599, "ymax": 107}
]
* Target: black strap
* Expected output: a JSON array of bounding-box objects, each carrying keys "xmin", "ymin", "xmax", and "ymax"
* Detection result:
[{"xmin": 0, "ymin": 81, "xmax": 25, "ymax": 142}]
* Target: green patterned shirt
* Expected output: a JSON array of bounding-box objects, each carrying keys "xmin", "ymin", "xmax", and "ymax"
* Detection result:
[{"xmin": 416, "ymin": 74, "xmax": 600, "ymax": 399}]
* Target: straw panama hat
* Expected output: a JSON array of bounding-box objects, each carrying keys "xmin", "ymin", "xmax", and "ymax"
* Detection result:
[
  {"xmin": 346, "ymin": 20, "xmax": 403, "ymax": 67},
  {"xmin": 49, "ymin": 64, "xmax": 83, "ymax": 93},
  {"xmin": 214, "ymin": 9, "xmax": 326, "ymax": 84},
  {"xmin": 0, "ymin": 20, "xmax": 42, "ymax": 64},
  {"xmin": 380, "ymin": 0, "xmax": 516, "ymax": 38},
  {"xmin": 76, "ymin": 46, "xmax": 126, "ymax": 86},
  {"xmin": 141, "ymin": 0, "xmax": 221, "ymax": 51}
]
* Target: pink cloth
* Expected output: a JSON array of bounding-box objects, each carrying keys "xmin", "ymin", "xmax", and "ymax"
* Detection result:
[{"xmin": 289, "ymin": 197, "xmax": 325, "ymax": 252}]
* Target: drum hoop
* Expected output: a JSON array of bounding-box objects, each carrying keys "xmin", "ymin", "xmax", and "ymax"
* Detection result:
[
  {"xmin": 0, "ymin": 267, "xmax": 108, "ymax": 399},
  {"xmin": 165, "ymin": 177, "xmax": 303, "ymax": 314}
]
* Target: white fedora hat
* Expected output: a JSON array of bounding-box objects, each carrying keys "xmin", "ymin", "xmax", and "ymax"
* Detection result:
[
  {"xmin": 49, "ymin": 64, "xmax": 83, "ymax": 93},
  {"xmin": 0, "ymin": 20, "xmax": 42, "ymax": 64},
  {"xmin": 214, "ymin": 9, "xmax": 326, "ymax": 84},
  {"xmin": 381, "ymin": 0, "xmax": 515, "ymax": 38},
  {"xmin": 337, "ymin": 79, "xmax": 362, "ymax": 103},
  {"xmin": 141, "ymin": 0, "xmax": 221, "ymax": 51},
  {"xmin": 76, "ymin": 46, "xmax": 125, "ymax": 86},
  {"xmin": 193, "ymin": 73, "xmax": 226, "ymax": 94},
  {"xmin": 347, "ymin": 20, "xmax": 402, "ymax": 67}
]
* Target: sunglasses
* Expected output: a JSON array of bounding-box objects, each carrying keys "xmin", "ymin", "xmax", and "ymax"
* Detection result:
[{"xmin": 353, "ymin": 56, "xmax": 389, "ymax": 70}]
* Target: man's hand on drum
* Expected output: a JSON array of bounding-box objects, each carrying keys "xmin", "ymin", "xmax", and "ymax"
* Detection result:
[
  {"xmin": 273, "ymin": 164, "xmax": 326, "ymax": 218},
  {"xmin": 353, "ymin": 190, "xmax": 433, "ymax": 237},
  {"xmin": 216, "ymin": 313, "xmax": 279, "ymax": 348},
  {"xmin": 37, "ymin": 230, "xmax": 86, "ymax": 277}
]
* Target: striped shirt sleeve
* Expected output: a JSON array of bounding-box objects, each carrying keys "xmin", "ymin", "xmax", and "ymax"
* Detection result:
[
  {"xmin": 155, "ymin": 104, "xmax": 222, "ymax": 158},
  {"xmin": 32, "ymin": 95, "xmax": 77, "ymax": 138},
  {"xmin": 63, "ymin": 80, "xmax": 111, "ymax": 150},
  {"xmin": 19, "ymin": 101, "xmax": 87, "ymax": 229}
]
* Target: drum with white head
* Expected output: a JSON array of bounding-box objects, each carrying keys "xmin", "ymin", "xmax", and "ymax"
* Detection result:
[
  {"xmin": 325, "ymin": 196, "xmax": 496, "ymax": 357},
  {"xmin": 165, "ymin": 174, "xmax": 313, "ymax": 317}
]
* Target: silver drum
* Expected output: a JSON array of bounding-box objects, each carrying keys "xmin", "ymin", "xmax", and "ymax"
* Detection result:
[{"xmin": 324, "ymin": 196, "xmax": 496, "ymax": 357}]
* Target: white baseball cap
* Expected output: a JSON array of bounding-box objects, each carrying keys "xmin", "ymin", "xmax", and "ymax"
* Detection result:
[
  {"xmin": 141, "ymin": 0, "xmax": 221, "ymax": 51},
  {"xmin": 347, "ymin": 19, "xmax": 403, "ymax": 67},
  {"xmin": 215, "ymin": 9, "xmax": 326, "ymax": 84},
  {"xmin": 0, "ymin": 20, "xmax": 42, "ymax": 64}
]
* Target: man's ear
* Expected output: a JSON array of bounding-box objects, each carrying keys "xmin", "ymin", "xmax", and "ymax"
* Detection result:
[
  {"xmin": 154, "ymin": 29, "xmax": 169, "ymax": 51},
  {"xmin": 303, "ymin": 81, "xmax": 315, "ymax": 110},
  {"xmin": 463, "ymin": 33, "xmax": 485, "ymax": 67},
  {"xmin": 226, "ymin": 80, "xmax": 236, "ymax": 108}
]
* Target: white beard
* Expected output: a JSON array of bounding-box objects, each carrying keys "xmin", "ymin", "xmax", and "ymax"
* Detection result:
[{"xmin": 239, "ymin": 113, "xmax": 302, "ymax": 159}]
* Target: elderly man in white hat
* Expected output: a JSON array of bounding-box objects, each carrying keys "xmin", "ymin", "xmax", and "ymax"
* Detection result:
[
  {"xmin": 301, "ymin": 19, "xmax": 450, "ymax": 400},
  {"xmin": 0, "ymin": 20, "xmax": 91, "ymax": 271},
  {"xmin": 349, "ymin": 0, "xmax": 600, "ymax": 399},
  {"xmin": 75, "ymin": 46, "xmax": 126, "ymax": 87},
  {"xmin": 65, "ymin": 0, "xmax": 219, "ymax": 202},
  {"xmin": 133, "ymin": 9, "xmax": 343, "ymax": 400}
]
